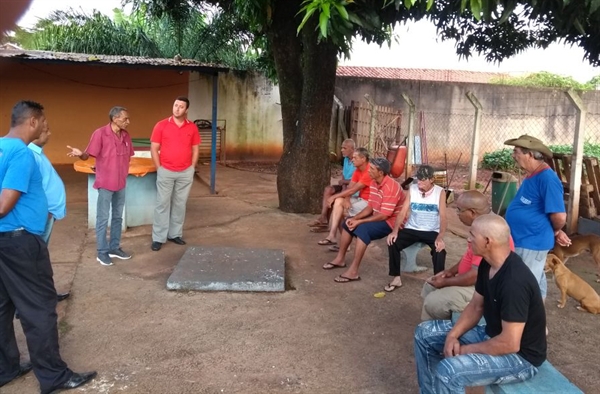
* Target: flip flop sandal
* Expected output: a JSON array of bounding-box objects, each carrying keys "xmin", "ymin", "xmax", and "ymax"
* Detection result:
[
  {"xmin": 322, "ymin": 262, "xmax": 347, "ymax": 270},
  {"xmin": 328, "ymin": 245, "xmax": 340, "ymax": 252},
  {"xmin": 317, "ymin": 238, "xmax": 336, "ymax": 246},
  {"xmin": 310, "ymin": 227, "xmax": 329, "ymax": 233},
  {"xmin": 307, "ymin": 221, "xmax": 328, "ymax": 227},
  {"xmin": 334, "ymin": 275, "xmax": 361, "ymax": 283},
  {"xmin": 384, "ymin": 283, "xmax": 402, "ymax": 292}
]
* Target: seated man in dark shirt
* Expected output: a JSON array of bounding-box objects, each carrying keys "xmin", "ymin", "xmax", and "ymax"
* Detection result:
[{"xmin": 413, "ymin": 214, "xmax": 546, "ymax": 393}]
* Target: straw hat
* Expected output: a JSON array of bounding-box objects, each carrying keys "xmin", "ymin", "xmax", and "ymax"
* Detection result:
[{"xmin": 504, "ymin": 135, "xmax": 552, "ymax": 159}]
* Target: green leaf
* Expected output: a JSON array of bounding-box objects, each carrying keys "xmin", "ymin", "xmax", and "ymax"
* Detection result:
[
  {"xmin": 347, "ymin": 12, "xmax": 364, "ymax": 27},
  {"xmin": 426, "ymin": 0, "xmax": 434, "ymax": 11},
  {"xmin": 590, "ymin": 0, "xmax": 600, "ymax": 14},
  {"xmin": 404, "ymin": 0, "xmax": 412, "ymax": 9},
  {"xmin": 573, "ymin": 18, "xmax": 585, "ymax": 34},
  {"xmin": 297, "ymin": 6, "xmax": 317, "ymax": 33},
  {"xmin": 498, "ymin": 4, "xmax": 514, "ymax": 24},
  {"xmin": 334, "ymin": 3, "xmax": 349, "ymax": 20},
  {"xmin": 319, "ymin": 11, "xmax": 328, "ymax": 38},
  {"xmin": 471, "ymin": 0, "xmax": 482, "ymax": 20},
  {"xmin": 460, "ymin": 0, "xmax": 468, "ymax": 13},
  {"xmin": 322, "ymin": 3, "xmax": 330, "ymax": 19}
]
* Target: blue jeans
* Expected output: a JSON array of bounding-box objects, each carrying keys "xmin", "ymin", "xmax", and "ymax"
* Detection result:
[
  {"xmin": 96, "ymin": 188, "xmax": 126, "ymax": 255},
  {"xmin": 414, "ymin": 320, "xmax": 538, "ymax": 394}
]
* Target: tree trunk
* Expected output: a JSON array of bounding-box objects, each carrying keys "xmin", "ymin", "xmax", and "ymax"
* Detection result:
[{"xmin": 270, "ymin": 1, "xmax": 339, "ymax": 213}]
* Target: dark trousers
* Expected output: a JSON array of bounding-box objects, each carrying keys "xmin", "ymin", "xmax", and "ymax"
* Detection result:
[
  {"xmin": 0, "ymin": 232, "xmax": 72, "ymax": 392},
  {"xmin": 388, "ymin": 228, "xmax": 446, "ymax": 276}
]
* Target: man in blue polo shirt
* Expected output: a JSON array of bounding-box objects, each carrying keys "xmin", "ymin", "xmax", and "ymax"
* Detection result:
[
  {"xmin": 0, "ymin": 100, "xmax": 96, "ymax": 393},
  {"xmin": 308, "ymin": 139, "xmax": 356, "ymax": 228}
]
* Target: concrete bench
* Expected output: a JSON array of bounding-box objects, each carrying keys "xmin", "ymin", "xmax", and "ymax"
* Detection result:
[
  {"xmin": 401, "ymin": 242, "xmax": 429, "ymax": 272},
  {"xmin": 485, "ymin": 361, "xmax": 583, "ymax": 394},
  {"xmin": 450, "ymin": 314, "xmax": 582, "ymax": 394}
]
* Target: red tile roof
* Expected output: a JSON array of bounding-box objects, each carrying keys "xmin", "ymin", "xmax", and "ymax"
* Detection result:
[{"xmin": 336, "ymin": 66, "xmax": 508, "ymax": 84}]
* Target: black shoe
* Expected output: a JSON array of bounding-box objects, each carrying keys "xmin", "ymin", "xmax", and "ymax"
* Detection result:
[
  {"xmin": 47, "ymin": 371, "xmax": 97, "ymax": 394},
  {"xmin": 167, "ymin": 237, "xmax": 186, "ymax": 245},
  {"xmin": 0, "ymin": 361, "xmax": 33, "ymax": 387},
  {"xmin": 151, "ymin": 241, "xmax": 162, "ymax": 251},
  {"xmin": 57, "ymin": 292, "xmax": 70, "ymax": 302}
]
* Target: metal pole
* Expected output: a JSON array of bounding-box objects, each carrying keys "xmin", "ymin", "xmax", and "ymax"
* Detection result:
[
  {"xmin": 210, "ymin": 73, "xmax": 218, "ymax": 194},
  {"xmin": 401, "ymin": 93, "xmax": 416, "ymax": 178},
  {"xmin": 364, "ymin": 94, "xmax": 377, "ymax": 155},
  {"xmin": 465, "ymin": 91, "xmax": 483, "ymax": 190},
  {"xmin": 565, "ymin": 89, "xmax": 587, "ymax": 234}
]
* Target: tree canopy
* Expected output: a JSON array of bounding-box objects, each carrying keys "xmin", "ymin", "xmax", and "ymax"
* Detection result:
[{"xmin": 299, "ymin": 0, "xmax": 600, "ymax": 66}]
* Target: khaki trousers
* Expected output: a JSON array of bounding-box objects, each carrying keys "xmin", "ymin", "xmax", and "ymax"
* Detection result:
[
  {"xmin": 420, "ymin": 282, "xmax": 475, "ymax": 321},
  {"xmin": 152, "ymin": 166, "xmax": 194, "ymax": 243}
]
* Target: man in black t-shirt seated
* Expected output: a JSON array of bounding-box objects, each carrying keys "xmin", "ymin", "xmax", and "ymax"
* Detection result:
[{"xmin": 413, "ymin": 214, "xmax": 546, "ymax": 393}]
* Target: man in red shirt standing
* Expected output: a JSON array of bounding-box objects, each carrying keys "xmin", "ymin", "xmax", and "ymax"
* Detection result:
[
  {"xmin": 68, "ymin": 106, "xmax": 134, "ymax": 266},
  {"xmin": 150, "ymin": 97, "xmax": 200, "ymax": 251}
]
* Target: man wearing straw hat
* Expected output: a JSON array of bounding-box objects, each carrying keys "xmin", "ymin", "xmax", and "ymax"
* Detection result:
[{"xmin": 504, "ymin": 135, "xmax": 571, "ymax": 300}]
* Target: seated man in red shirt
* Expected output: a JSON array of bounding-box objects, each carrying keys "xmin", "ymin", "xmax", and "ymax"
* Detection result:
[
  {"xmin": 316, "ymin": 148, "xmax": 372, "ymax": 249},
  {"xmin": 322, "ymin": 158, "xmax": 405, "ymax": 283}
]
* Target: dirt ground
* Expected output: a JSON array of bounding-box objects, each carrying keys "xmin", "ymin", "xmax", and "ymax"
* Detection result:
[{"xmin": 3, "ymin": 164, "xmax": 599, "ymax": 394}]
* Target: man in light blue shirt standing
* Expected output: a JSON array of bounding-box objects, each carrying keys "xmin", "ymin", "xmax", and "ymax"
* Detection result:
[
  {"xmin": 27, "ymin": 125, "xmax": 66, "ymax": 244},
  {"xmin": 27, "ymin": 123, "xmax": 70, "ymax": 302}
]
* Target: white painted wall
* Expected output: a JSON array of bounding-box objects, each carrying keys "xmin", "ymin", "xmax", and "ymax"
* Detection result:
[{"xmin": 188, "ymin": 71, "xmax": 283, "ymax": 161}]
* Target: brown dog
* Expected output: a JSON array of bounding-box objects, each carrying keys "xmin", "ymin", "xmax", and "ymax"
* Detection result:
[
  {"xmin": 545, "ymin": 254, "xmax": 600, "ymax": 314},
  {"xmin": 552, "ymin": 233, "xmax": 600, "ymax": 283}
]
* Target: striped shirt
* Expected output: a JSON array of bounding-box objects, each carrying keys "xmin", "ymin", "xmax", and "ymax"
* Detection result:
[{"xmin": 368, "ymin": 176, "xmax": 405, "ymax": 229}]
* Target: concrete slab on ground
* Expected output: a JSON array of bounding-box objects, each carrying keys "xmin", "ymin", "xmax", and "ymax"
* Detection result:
[{"xmin": 166, "ymin": 246, "xmax": 285, "ymax": 292}]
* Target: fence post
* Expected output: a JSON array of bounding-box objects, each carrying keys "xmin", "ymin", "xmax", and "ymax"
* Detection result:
[
  {"xmin": 364, "ymin": 94, "xmax": 377, "ymax": 154},
  {"xmin": 465, "ymin": 91, "xmax": 483, "ymax": 190},
  {"xmin": 565, "ymin": 90, "xmax": 588, "ymax": 234},
  {"xmin": 401, "ymin": 93, "xmax": 416, "ymax": 178}
]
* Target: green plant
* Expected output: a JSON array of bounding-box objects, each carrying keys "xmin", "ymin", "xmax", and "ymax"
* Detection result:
[
  {"xmin": 481, "ymin": 148, "xmax": 517, "ymax": 171},
  {"xmin": 483, "ymin": 142, "xmax": 600, "ymax": 172},
  {"xmin": 490, "ymin": 72, "xmax": 600, "ymax": 90},
  {"xmin": 548, "ymin": 142, "xmax": 600, "ymax": 158}
]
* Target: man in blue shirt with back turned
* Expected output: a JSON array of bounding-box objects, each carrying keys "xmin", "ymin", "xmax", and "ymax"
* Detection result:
[
  {"xmin": 0, "ymin": 100, "xmax": 96, "ymax": 393},
  {"xmin": 27, "ymin": 122, "xmax": 70, "ymax": 301}
]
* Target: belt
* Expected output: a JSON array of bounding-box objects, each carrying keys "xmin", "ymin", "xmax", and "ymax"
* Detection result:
[{"xmin": 0, "ymin": 228, "xmax": 26, "ymax": 238}]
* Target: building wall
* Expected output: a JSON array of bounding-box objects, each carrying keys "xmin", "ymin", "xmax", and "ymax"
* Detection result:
[
  {"xmin": 0, "ymin": 61, "xmax": 189, "ymax": 163},
  {"xmin": 335, "ymin": 77, "xmax": 600, "ymax": 163},
  {"xmin": 188, "ymin": 71, "xmax": 283, "ymax": 161}
]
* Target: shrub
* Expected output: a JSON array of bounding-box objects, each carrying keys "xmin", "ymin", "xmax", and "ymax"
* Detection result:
[
  {"xmin": 481, "ymin": 149, "xmax": 517, "ymax": 171},
  {"xmin": 482, "ymin": 142, "xmax": 600, "ymax": 171}
]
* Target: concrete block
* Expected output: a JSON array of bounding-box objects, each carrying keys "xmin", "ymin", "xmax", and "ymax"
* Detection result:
[
  {"xmin": 167, "ymin": 246, "xmax": 285, "ymax": 292},
  {"xmin": 402, "ymin": 242, "xmax": 428, "ymax": 272}
]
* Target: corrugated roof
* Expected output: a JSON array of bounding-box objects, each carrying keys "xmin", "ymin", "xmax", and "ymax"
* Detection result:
[
  {"xmin": 0, "ymin": 48, "xmax": 228, "ymax": 73},
  {"xmin": 336, "ymin": 66, "xmax": 508, "ymax": 84}
]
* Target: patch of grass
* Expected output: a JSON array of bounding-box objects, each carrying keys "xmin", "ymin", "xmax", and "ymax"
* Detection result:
[{"xmin": 58, "ymin": 320, "xmax": 71, "ymax": 336}]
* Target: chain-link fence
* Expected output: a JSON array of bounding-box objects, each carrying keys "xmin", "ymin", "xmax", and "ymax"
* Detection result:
[{"xmin": 342, "ymin": 89, "xmax": 600, "ymax": 213}]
